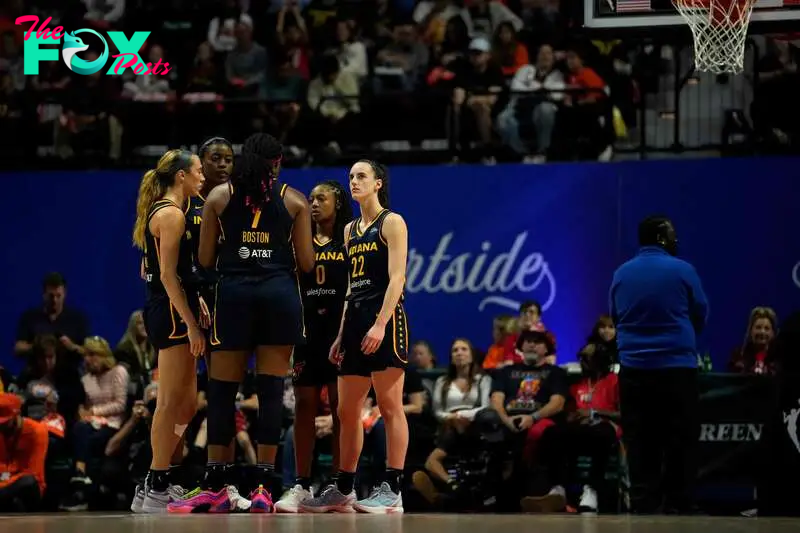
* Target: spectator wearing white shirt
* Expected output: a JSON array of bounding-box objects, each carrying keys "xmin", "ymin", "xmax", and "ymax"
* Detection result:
[
  {"xmin": 207, "ymin": 0, "xmax": 254, "ymax": 53},
  {"xmin": 432, "ymin": 339, "xmax": 491, "ymax": 432},
  {"xmin": 122, "ymin": 45, "xmax": 174, "ymax": 100},
  {"xmin": 330, "ymin": 19, "xmax": 368, "ymax": 83},
  {"xmin": 496, "ymin": 44, "xmax": 565, "ymax": 162}
]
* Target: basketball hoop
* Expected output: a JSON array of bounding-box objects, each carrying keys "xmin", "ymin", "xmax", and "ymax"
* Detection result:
[{"xmin": 673, "ymin": 0, "xmax": 756, "ymax": 74}]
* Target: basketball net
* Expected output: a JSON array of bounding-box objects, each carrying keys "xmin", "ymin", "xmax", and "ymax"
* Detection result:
[{"xmin": 673, "ymin": 0, "xmax": 756, "ymax": 74}]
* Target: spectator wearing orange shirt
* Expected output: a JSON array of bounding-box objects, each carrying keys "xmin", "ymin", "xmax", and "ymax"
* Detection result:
[
  {"xmin": 552, "ymin": 47, "xmax": 613, "ymax": 161},
  {"xmin": 492, "ymin": 22, "xmax": 529, "ymax": 77},
  {"xmin": 0, "ymin": 393, "xmax": 49, "ymax": 512},
  {"xmin": 482, "ymin": 315, "xmax": 514, "ymax": 370}
]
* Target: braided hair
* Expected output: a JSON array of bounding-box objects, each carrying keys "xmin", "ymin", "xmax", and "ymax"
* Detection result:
[
  {"xmin": 240, "ymin": 133, "xmax": 283, "ymax": 208},
  {"xmin": 233, "ymin": 152, "xmax": 273, "ymax": 215},
  {"xmin": 356, "ymin": 159, "xmax": 390, "ymax": 208},
  {"xmin": 313, "ymin": 180, "xmax": 353, "ymax": 244}
]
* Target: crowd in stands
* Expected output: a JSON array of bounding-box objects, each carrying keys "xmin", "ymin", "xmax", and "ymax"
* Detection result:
[
  {"xmin": 0, "ymin": 0, "xmax": 644, "ymax": 166},
  {"xmin": 0, "ymin": 1, "xmax": 797, "ymax": 167},
  {"xmin": 0, "ymin": 271, "xmax": 783, "ymax": 513}
]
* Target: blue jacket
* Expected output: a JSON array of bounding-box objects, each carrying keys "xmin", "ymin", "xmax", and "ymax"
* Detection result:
[{"xmin": 609, "ymin": 246, "xmax": 709, "ymax": 369}]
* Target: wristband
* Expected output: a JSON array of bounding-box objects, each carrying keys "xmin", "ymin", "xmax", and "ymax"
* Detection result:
[{"xmin": 532, "ymin": 412, "xmax": 541, "ymax": 422}]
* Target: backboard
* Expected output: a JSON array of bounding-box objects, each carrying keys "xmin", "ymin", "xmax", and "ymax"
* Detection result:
[{"xmin": 583, "ymin": 0, "xmax": 800, "ymax": 33}]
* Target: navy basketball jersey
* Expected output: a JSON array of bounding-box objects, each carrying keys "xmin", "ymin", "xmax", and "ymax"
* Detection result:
[
  {"xmin": 185, "ymin": 194, "xmax": 204, "ymax": 258},
  {"xmin": 143, "ymin": 199, "xmax": 195, "ymax": 295},
  {"xmin": 347, "ymin": 209, "xmax": 395, "ymax": 303},
  {"xmin": 301, "ymin": 237, "xmax": 348, "ymax": 322},
  {"xmin": 216, "ymin": 181, "xmax": 296, "ymax": 278}
]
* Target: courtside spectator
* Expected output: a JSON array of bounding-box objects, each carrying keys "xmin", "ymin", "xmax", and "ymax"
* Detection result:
[
  {"xmin": 114, "ymin": 310, "xmax": 155, "ymax": 390},
  {"xmin": 410, "ymin": 341, "xmax": 437, "ymax": 370},
  {"xmin": 17, "ymin": 336, "xmax": 59, "ymax": 420},
  {"xmin": 432, "ymin": 339, "xmax": 491, "ymax": 431},
  {"xmin": 502, "ymin": 301, "xmax": 553, "ymax": 364},
  {"xmin": 484, "ymin": 330, "xmax": 566, "ymax": 511},
  {"xmin": 582, "ymin": 314, "xmax": 618, "ymax": 367},
  {"xmin": 610, "ymin": 216, "xmax": 708, "ymax": 514},
  {"xmin": 15, "ymin": 272, "xmax": 89, "ymax": 361},
  {"xmin": 0, "ymin": 393, "xmax": 49, "ymax": 512},
  {"xmin": 522, "ymin": 341, "xmax": 621, "ymax": 514},
  {"xmin": 411, "ymin": 409, "xmax": 497, "ymax": 511},
  {"xmin": 483, "ymin": 315, "xmax": 514, "ymax": 369},
  {"xmin": 61, "ymin": 336, "xmax": 129, "ymax": 511},
  {"xmin": 728, "ymin": 307, "xmax": 779, "ymax": 375},
  {"xmin": 102, "ymin": 398, "xmax": 152, "ymax": 508},
  {"xmin": 410, "ymin": 340, "xmax": 437, "ymax": 398}
]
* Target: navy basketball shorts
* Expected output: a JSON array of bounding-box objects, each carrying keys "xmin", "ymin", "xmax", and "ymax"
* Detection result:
[
  {"xmin": 143, "ymin": 289, "xmax": 200, "ymax": 351},
  {"xmin": 210, "ymin": 275, "xmax": 305, "ymax": 352},
  {"xmin": 339, "ymin": 299, "xmax": 409, "ymax": 377},
  {"xmin": 292, "ymin": 316, "xmax": 340, "ymax": 387}
]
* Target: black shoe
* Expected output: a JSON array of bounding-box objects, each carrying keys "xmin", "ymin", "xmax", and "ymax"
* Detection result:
[
  {"xmin": 59, "ymin": 476, "xmax": 92, "ymax": 511},
  {"xmin": 59, "ymin": 490, "xmax": 88, "ymax": 511},
  {"xmin": 665, "ymin": 504, "xmax": 705, "ymax": 515}
]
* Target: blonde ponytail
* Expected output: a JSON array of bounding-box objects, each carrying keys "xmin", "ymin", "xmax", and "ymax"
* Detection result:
[
  {"xmin": 132, "ymin": 149, "xmax": 195, "ymax": 250},
  {"xmin": 132, "ymin": 169, "xmax": 165, "ymax": 250}
]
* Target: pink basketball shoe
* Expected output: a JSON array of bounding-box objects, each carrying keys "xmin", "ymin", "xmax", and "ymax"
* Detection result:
[
  {"xmin": 167, "ymin": 488, "xmax": 229, "ymax": 514},
  {"xmin": 249, "ymin": 485, "xmax": 274, "ymax": 513}
]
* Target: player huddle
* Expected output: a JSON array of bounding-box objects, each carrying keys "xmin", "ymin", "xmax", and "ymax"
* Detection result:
[{"xmin": 130, "ymin": 134, "xmax": 409, "ymax": 515}]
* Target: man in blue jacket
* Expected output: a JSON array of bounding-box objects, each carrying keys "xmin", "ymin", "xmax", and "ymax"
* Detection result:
[{"xmin": 609, "ymin": 216, "xmax": 709, "ymax": 514}]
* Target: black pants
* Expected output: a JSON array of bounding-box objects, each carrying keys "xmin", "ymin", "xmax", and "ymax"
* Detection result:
[
  {"xmin": 535, "ymin": 421, "xmax": 618, "ymax": 492},
  {"xmin": 72, "ymin": 421, "xmax": 118, "ymax": 471},
  {"xmin": 0, "ymin": 475, "xmax": 41, "ymax": 512},
  {"xmin": 619, "ymin": 366, "xmax": 699, "ymax": 513}
]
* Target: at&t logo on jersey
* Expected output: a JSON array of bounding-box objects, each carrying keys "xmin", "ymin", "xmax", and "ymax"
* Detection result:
[{"xmin": 238, "ymin": 247, "xmax": 273, "ymax": 260}]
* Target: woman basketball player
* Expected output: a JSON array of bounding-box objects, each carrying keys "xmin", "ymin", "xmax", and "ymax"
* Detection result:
[
  {"xmin": 301, "ymin": 160, "xmax": 409, "ymax": 514},
  {"xmin": 170, "ymin": 134, "xmax": 314, "ymax": 514},
  {"xmin": 275, "ymin": 180, "xmax": 353, "ymax": 512},
  {"xmin": 131, "ymin": 149, "xmax": 208, "ymax": 513}
]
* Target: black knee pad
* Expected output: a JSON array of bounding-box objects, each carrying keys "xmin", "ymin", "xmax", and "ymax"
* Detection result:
[
  {"xmin": 256, "ymin": 374, "xmax": 285, "ymax": 446},
  {"xmin": 207, "ymin": 378, "xmax": 239, "ymax": 446}
]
